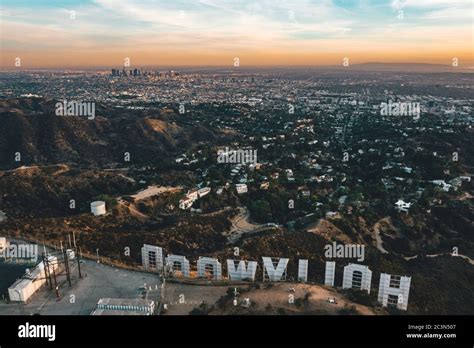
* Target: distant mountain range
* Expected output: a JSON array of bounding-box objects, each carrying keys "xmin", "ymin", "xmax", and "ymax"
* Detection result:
[{"xmin": 346, "ymin": 62, "xmax": 472, "ymax": 73}]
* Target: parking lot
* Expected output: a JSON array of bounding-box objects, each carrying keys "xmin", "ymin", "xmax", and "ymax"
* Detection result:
[{"xmin": 0, "ymin": 258, "xmax": 161, "ymax": 315}]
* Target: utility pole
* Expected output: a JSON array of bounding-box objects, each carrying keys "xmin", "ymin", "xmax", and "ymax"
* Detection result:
[
  {"xmin": 63, "ymin": 249, "xmax": 72, "ymax": 287},
  {"xmin": 52, "ymin": 264, "xmax": 59, "ymax": 299},
  {"xmin": 72, "ymin": 232, "xmax": 82, "ymax": 278},
  {"xmin": 76, "ymin": 247, "xmax": 82, "ymax": 278},
  {"xmin": 42, "ymin": 253, "xmax": 50, "ymax": 288}
]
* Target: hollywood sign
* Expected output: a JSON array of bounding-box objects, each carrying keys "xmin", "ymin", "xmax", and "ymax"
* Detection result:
[{"xmin": 141, "ymin": 244, "xmax": 412, "ymax": 311}]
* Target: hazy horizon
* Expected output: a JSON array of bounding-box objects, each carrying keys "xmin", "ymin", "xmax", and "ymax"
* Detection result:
[{"xmin": 1, "ymin": 62, "xmax": 473, "ymax": 72}]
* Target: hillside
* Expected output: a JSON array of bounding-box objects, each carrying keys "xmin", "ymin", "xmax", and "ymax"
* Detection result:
[{"xmin": 0, "ymin": 98, "xmax": 223, "ymax": 169}]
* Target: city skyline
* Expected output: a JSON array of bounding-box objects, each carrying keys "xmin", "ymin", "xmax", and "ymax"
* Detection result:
[{"xmin": 1, "ymin": 0, "xmax": 473, "ymax": 68}]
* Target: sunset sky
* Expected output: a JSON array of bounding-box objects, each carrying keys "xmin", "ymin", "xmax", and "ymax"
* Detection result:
[{"xmin": 1, "ymin": 0, "xmax": 472, "ymax": 68}]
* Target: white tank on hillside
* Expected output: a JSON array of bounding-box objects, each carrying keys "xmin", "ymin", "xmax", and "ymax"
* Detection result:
[{"xmin": 91, "ymin": 201, "xmax": 106, "ymax": 216}]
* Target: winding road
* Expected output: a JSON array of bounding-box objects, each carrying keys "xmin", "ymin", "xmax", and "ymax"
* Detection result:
[
  {"xmin": 225, "ymin": 207, "xmax": 268, "ymax": 243},
  {"xmin": 403, "ymin": 252, "xmax": 474, "ymax": 265}
]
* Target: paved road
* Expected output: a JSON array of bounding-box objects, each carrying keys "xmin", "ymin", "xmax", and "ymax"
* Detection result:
[
  {"xmin": 373, "ymin": 217, "xmax": 390, "ymax": 254},
  {"xmin": 226, "ymin": 207, "xmax": 268, "ymax": 243},
  {"xmin": 404, "ymin": 252, "xmax": 474, "ymax": 266}
]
